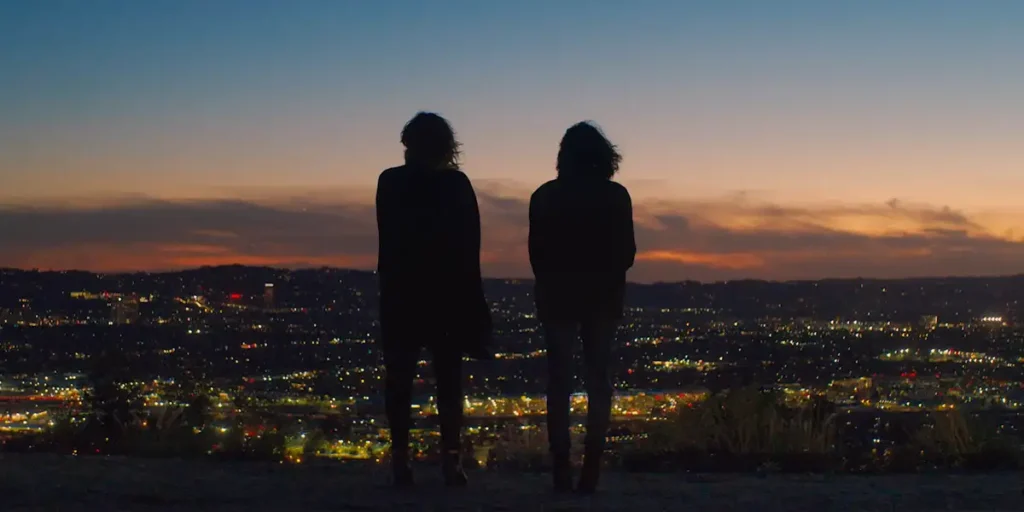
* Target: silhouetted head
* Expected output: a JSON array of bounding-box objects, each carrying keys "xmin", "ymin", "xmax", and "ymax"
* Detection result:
[
  {"xmin": 556, "ymin": 121, "xmax": 621, "ymax": 180},
  {"xmin": 401, "ymin": 112, "xmax": 461, "ymax": 170}
]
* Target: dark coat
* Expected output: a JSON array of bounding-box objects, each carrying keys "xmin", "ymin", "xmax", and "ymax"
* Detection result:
[
  {"xmin": 528, "ymin": 177, "xmax": 636, "ymax": 323},
  {"xmin": 376, "ymin": 165, "xmax": 492, "ymax": 357}
]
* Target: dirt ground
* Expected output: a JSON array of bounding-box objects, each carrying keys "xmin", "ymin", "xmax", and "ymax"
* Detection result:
[{"xmin": 1, "ymin": 454, "xmax": 1021, "ymax": 511}]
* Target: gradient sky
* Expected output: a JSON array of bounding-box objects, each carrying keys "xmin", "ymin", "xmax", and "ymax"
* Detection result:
[{"xmin": 2, "ymin": 1, "xmax": 1024, "ymax": 282}]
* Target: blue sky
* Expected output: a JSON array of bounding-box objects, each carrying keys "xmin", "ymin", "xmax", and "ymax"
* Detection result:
[{"xmin": 2, "ymin": 1, "xmax": 1024, "ymax": 279}]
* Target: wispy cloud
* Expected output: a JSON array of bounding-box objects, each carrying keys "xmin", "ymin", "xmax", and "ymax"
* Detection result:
[{"xmin": 2, "ymin": 188, "xmax": 1023, "ymax": 282}]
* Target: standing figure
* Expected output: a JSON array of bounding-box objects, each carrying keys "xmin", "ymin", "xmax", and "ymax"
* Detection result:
[
  {"xmin": 376, "ymin": 112, "xmax": 492, "ymax": 487},
  {"xmin": 529, "ymin": 122, "xmax": 636, "ymax": 493}
]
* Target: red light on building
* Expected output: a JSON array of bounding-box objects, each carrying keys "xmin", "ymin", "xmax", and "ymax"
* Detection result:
[{"xmin": 229, "ymin": 293, "xmax": 242, "ymax": 300}]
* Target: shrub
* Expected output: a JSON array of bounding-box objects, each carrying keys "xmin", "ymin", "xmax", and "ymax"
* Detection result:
[{"xmin": 912, "ymin": 410, "xmax": 1022, "ymax": 471}]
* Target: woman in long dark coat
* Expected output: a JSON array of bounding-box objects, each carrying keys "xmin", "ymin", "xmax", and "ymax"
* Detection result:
[
  {"xmin": 529, "ymin": 121, "xmax": 636, "ymax": 493},
  {"xmin": 376, "ymin": 112, "xmax": 491, "ymax": 487}
]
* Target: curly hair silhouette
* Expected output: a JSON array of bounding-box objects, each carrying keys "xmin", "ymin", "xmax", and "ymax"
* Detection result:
[
  {"xmin": 556, "ymin": 121, "xmax": 622, "ymax": 180},
  {"xmin": 400, "ymin": 112, "xmax": 462, "ymax": 170}
]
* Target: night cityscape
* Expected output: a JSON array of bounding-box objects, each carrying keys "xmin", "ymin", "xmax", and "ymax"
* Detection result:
[
  {"xmin": 6, "ymin": 1, "xmax": 1024, "ymax": 509},
  {"xmin": 4, "ymin": 266, "xmax": 1024, "ymax": 469}
]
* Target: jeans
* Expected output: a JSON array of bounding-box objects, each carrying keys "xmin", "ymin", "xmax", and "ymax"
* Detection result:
[
  {"xmin": 544, "ymin": 320, "xmax": 616, "ymax": 457},
  {"xmin": 384, "ymin": 347, "xmax": 464, "ymax": 457}
]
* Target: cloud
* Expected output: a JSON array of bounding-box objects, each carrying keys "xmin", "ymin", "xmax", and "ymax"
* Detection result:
[
  {"xmin": 2, "ymin": 190, "xmax": 1024, "ymax": 282},
  {"xmin": 0, "ymin": 199, "xmax": 379, "ymax": 272}
]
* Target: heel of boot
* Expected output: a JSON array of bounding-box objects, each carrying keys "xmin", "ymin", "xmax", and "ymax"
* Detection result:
[
  {"xmin": 552, "ymin": 454, "xmax": 573, "ymax": 493},
  {"xmin": 442, "ymin": 450, "xmax": 468, "ymax": 487},
  {"xmin": 577, "ymin": 450, "xmax": 602, "ymax": 494}
]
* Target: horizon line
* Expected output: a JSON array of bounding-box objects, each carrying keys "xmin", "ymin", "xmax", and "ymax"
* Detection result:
[{"xmin": 3, "ymin": 265, "xmax": 1023, "ymax": 287}]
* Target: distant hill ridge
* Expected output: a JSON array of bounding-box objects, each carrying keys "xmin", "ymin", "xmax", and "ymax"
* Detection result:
[
  {"xmin": 3, "ymin": 264, "xmax": 1024, "ymax": 286},
  {"xmin": 3, "ymin": 265, "xmax": 1024, "ymax": 322}
]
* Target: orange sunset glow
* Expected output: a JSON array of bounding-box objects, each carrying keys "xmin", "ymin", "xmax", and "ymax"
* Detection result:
[
  {"xmin": 3, "ymin": 188, "xmax": 1023, "ymax": 283},
  {"xmin": 3, "ymin": 2, "xmax": 1024, "ymax": 282}
]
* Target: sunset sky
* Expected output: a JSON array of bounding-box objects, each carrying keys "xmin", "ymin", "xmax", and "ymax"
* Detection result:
[{"xmin": 3, "ymin": 0, "xmax": 1024, "ymax": 282}]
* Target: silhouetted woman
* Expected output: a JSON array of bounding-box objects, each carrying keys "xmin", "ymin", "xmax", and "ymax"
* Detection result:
[
  {"xmin": 529, "ymin": 122, "xmax": 636, "ymax": 493},
  {"xmin": 376, "ymin": 112, "xmax": 491, "ymax": 488}
]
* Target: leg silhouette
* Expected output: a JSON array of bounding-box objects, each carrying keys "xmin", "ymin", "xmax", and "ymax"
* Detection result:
[
  {"xmin": 544, "ymin": 322, "xmax": 578, "ymax": 492},
  {"xmin": 384, "ymin": 348, "xmax": 417, "ymax": 487},
  {"xmin": 578, "ymin": 319, "xmax": 615, "ymax": 493},
  {"xmin": 433, "ymin": 347, "xmax": 467, "ymax": 486}
]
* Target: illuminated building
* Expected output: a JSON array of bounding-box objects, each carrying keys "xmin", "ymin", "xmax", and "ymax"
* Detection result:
[
  {"xmin": 979, "ymin": 315, "xmax": 1005, "ymax": 326},
  {"xmin": 264, "ymin": 283, "xmax": 275, "ymax": 309},
  {"xmin": 112, "ymin": 295, "xmax": 141, "ymax": 325},
  {"xmin": 919, "ymin": 315, "xmax": 938, "ymax": 330}
]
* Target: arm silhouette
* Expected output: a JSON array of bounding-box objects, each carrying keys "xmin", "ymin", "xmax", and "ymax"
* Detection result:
[
  {"xmin": 619, "ymin": 186, "xmax": 637, "ymax": 271},
  {"xmin": 454, "ymin": 171, "xmax": 483, "ymax": 282},
  {"xmin": 375, "ymin": 171, "xmax": 394, "ymax": 275},
  {"xmin": 527, "ymin": 188, "xmax": 550, "ymax": 278}
]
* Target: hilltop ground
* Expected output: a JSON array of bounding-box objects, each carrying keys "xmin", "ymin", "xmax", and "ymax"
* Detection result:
[{"xmin": 1, "ymin": 454, "xmax": 1021, "ymax": 511}]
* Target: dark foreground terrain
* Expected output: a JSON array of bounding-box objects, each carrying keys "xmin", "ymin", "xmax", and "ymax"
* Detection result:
[{"xmin": 2, "ymin": 454, "xmax": 1021, "ymax": 511}]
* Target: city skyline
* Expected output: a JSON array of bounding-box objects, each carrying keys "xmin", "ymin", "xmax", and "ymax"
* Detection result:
[{"xmin": 3, "ymin": 1, "xmax": 1024, "ymax": 281}]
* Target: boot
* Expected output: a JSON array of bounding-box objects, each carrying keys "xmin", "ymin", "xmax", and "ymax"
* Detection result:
[
  {"xmin": 391, "ymin": 449, "xmax": 414, "ymax": 488},
  {"xmin": 442, "ymin": 449, "xmax": 468, "ymax": 487},
  {"xmin": 552, "ymin": 453, "xmax": 573, "ymax": 493},
  {"xmin": 577, "ymin": 448, "xmax": 602, "ymax": 494}
]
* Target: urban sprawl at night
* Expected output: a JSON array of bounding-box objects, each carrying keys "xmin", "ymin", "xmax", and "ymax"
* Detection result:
[{"xmin": 3, "ymin": 266, "xmax": 1024, "ymax": 468}]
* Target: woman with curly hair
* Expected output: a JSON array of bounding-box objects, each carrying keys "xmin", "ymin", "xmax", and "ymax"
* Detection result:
[
  {"xmin": 529, "ymin": 121, "xmax": 636, "ymax": 493},
  {"xmin": 376, "ymin": 112, "xmax": 491, "ymax": 487}
]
